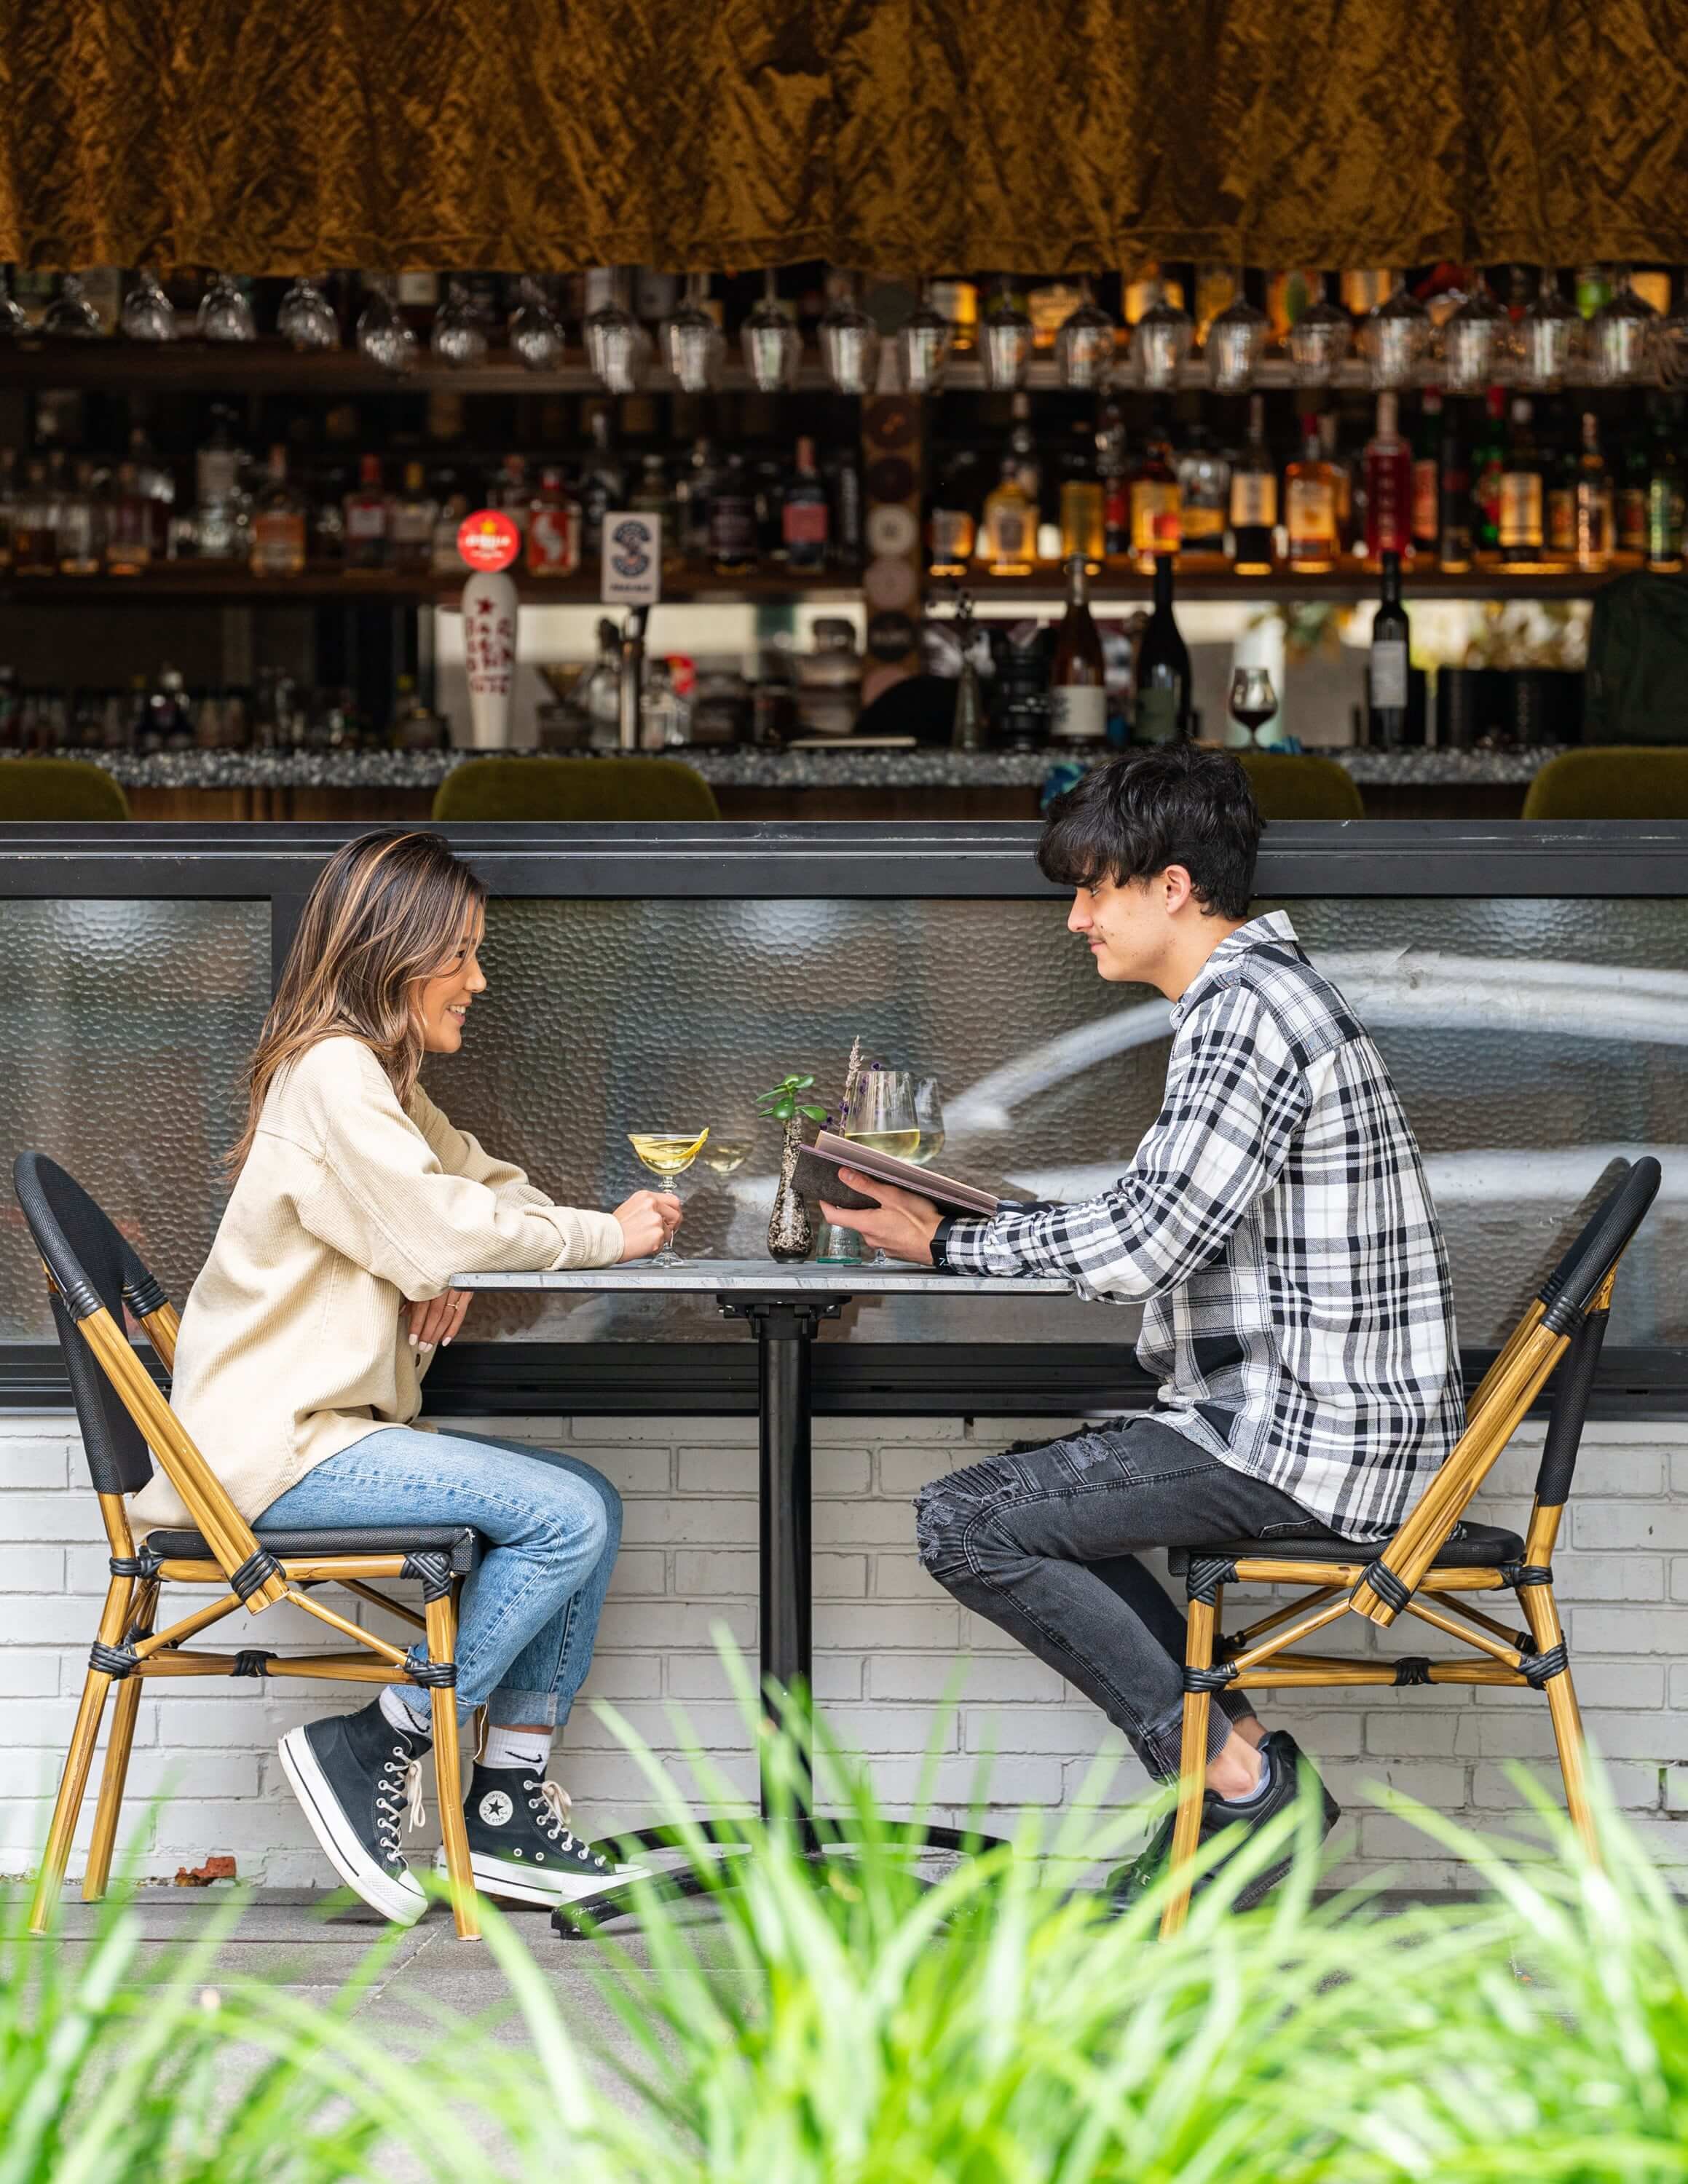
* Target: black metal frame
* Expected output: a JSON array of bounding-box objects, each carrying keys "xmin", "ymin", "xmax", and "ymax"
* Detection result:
[{"xmin": 5, "ymin": 818, "xmax": 1687, "ymax": 1415}]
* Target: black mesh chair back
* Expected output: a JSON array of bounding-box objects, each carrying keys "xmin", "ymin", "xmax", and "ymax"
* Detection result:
[{"xmin": 12, "ymin": 1152, "xmax": 166, "ymax": 1496}]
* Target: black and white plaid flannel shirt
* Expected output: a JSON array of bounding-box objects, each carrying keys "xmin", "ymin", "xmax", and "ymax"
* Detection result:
[{"xmin": 934, "ymin": 911, "xmax": 1464, "ymax": 1540}]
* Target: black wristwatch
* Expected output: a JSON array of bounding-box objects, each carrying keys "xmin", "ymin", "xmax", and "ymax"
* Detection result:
[{"xmin": 930, "ymin": 1214, "xmax": 961, "ymax": 1270}]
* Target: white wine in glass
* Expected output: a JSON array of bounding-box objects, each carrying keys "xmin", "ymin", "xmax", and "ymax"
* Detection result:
[
  {"xmin": 626, "ymin": 1128, "xmax": 707, "ymax": 1265},
  {"xmin": 843, "ymin": 1067, "xmax": 918, "ymax": 1265},
  {"xmin": 700, "ymin": 1136, "xmax": 753, "ymax": 1176},
  {"xmin": 910, "ymin": 1075, "xmax": 946, "ymax": 1167}
]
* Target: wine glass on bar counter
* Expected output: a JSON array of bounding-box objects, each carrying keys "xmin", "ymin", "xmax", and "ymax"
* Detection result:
[
  {"xmin": 626, "ymin": 1128, "xmax": 709, "ymax": 1267},
  {"xmin": 910, "ymin": 1078, "xmax": 946, "ymax": 1168},
  {"xmin": 1228, "ymin": 665, "xmax": 1278, "ymax": 751}
]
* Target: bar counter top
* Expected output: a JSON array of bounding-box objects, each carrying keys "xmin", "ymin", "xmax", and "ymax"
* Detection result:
[{"xmin": 3, "ymin": 742, "xmax": 1569, "ymax": 792}]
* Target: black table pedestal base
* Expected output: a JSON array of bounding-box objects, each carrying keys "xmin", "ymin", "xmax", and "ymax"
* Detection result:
[{"xmin": 551, "ymin": 1287, "xmax": 1009, "ymax": 1939}]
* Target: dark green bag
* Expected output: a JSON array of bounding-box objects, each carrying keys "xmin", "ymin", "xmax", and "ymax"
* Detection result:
[{"xmin": 1584, "ymin": 571, "xmax": 1688, "ymax": 744}]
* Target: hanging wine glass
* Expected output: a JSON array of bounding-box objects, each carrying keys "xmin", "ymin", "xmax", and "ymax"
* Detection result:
[
  {"xmin": 355, "ymin": 276, "xmax": 418, "ymax": 373},
  {"xmin": 1515, "ymin": 266, "xmax": 1582, "ymax": 390},
  {"xmin": 509, "ymin": 277, "xmax": 566, "ymax": 371},
  {"xmin": 1055, "ymin": 277, "xmax": 1116, "ymax": 389},
  {"xmin": 661, "ymin": 271, "xmax": 724, "ymax": 392},
  {"xmin": 980, "ymin": 276, "xmax": 1033, "ymax": 389},
  {"xmin": 430, "ymin": 277, "xmax": 489, "ymax": 368},
  {"xmin": 741, "ymin": 269, "xmax": 802, "ymax": 392},
  {"xmin": 276, "ymin": 275, "xmax": 339, "ymax": 352},
  {"xmin": 1360, "ymin": 282, "xmax": 1430, "ymax": 388},
  {"xmin": 120, "ymin": 267, "xmax": 177, "ymax": 343},
  {"xmin": 897, "ymin": 280, "xmax": 952, "ymax": 393},
  {"xmin": 1205, "ymin": 272, "xmax": 1269, "ymax": 392},
  {"xmin": 0, "ymin": 272, "xmax": 26, "ymax": 339},
  {"xmin": 43, "ymin": 274, "xmax": 103, "ymax": 339},
  {"xmin": 197, "ymin": 272, "xmax": 256, "ymax": 343},
  {"xmin": 1129, "ymin": 279, "xmax": 1194, "ymax": 389},
  {"xmin": 584, "ymin": 267, "xmax": 653, "ymax": 392},
  {"xmin": 819, "ymin": 271, "xmax": 880, "ymax": 395},
  {"xmin": 1286, "ymin": 273, "xmax": 1352, "ymax": 386},
  {"xmin": 1440, "ymin": 269, "xmax": 1510, "ymax": 394},
  {"xmin": 1589, "ymin": 266, "xmax": 1657, "ymax": 386}
]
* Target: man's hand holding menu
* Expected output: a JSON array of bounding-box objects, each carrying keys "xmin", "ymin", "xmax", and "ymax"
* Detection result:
[{"xmin": 819, "ymin": 1167, "xmax": 946, "ymax": 1265}]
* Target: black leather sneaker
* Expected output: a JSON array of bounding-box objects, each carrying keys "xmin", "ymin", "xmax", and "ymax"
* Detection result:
[
  {"xmin": 437, "ymin": 1763, "xmax": 647, "ymax": 1907},
  {"xmin": 278, "ymin": 1700, "xmax": 432, "ymax": 1926},
  {"xmin": 1108, "ymin": 1730, "xmax": 1340, "ymax": 1917}
]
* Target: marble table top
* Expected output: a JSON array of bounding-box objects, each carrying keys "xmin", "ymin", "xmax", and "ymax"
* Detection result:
[{"xmin": 452, "ymin": 1259, "xmax": 1073, "ymax": 1297}]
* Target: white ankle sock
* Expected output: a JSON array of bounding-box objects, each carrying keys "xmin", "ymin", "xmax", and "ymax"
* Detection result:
[
  {"xmin": 482, "ymin": 1724, "xmax": 551, "ymax": 1773},
  {"xmin": 380, "ymin": 1684, "xmax": 430, "ymax": 1739}
]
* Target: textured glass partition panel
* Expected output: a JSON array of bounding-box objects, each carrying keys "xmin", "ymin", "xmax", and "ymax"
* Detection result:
[
  {"xmin": 0, "ymin": 901, "xmax": 269, "ymax": 1342},
  {"xmin": 433, "ymin": 895, "xmax": 1688, "ymax": 1350}
]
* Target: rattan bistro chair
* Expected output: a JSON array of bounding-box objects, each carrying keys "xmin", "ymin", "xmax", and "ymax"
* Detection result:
[
  {"xmin": 14, "ymin": 1152, "xmax": 484, "ymax": 1939},
  {"xmin": 1159, "ymin": 1157, "xmax": 1661, "ymax": 1936}
]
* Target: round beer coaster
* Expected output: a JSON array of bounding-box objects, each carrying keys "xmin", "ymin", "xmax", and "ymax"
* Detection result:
[
  {"xmin": 864, "ymin": 398, "xmax": 918, "ymax": 451},
  {"xmin": 867, "ymin": 502, "xmax": 919, "ymax": 558},
  {"xmin": 863, "ymin": 556, "xmax": 918, "ymax": 612},
  {"xmin": 867, "ymin": 609, "xmax": 918, "ymax": 662},
  {"xmin": 865, "ymin": 454, "xmax": 917, "ymax": 505},
  {"xmin": 457, "ymin": 510, "xmax": 521, "ymax": 573}
]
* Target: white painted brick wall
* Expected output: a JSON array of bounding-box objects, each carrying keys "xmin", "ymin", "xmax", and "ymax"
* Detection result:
[{"xmin": 4, "ymin": 1410, "xmax": 1687, "ymax": 1895}]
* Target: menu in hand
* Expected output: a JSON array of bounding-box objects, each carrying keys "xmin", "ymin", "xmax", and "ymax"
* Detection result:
[{"xmin": 794, "ymin": 1128, "xmax": 1001, "ymax": 1219}]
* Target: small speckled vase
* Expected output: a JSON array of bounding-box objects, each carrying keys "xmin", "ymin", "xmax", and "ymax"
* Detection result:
[{"xmin": 767, "ymin": 1117, "xmax": 814, "ymax": 1262}]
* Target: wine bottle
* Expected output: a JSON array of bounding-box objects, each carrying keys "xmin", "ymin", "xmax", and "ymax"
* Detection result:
[
  {"xmin": 1364, "ymin": 392, "xmax": 1412, "ymax": 561},
  {"xmin": 1228, "ymin": 393, "xmax": 1277, "ymax": 574},
  {"xmin": 1049, "ymin": 553, "xmax": 1108, "ymax": 743},
  {"xmin": 1368, "ymin": 550, "xmax": 1410, "ymax": 751},
  {"xmin": 1133, "ymin": 555, "xmax": 1191, "ymax": 745}
]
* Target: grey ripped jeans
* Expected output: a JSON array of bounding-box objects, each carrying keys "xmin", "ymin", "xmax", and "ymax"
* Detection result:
[{"xmin": 915, "ymin": 1415, "xmax": 1338, "ymax": 1779}]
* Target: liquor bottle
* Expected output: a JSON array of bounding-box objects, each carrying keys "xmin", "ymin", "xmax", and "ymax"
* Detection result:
[
  {"xmin": 526, "ymin": 464, "xmax": 583, "ymax": 577},
  {"xmin": 1437, "ymin": 408, "xmax": 1472, "ymax": 570},
  {"xmin": 1318, "ymin": 411, "xmax": 1355, "ymax": 552},
  {"xmin": 1412, "ymin": 389, "xmax": 1443, "ymax": 557},
  {"xmin": 58, "ymin": 461, "xmax": 100, "ymax": 574},
  {"xmin": 781, "ymin": 435, "xmax": 830, "ymax": 571},
  {"xmin": 1499, "ymin": 396, "xmax": 1545, "ymax": 562},
  {"xmin": 1363, "ymin": 392, "xmax": 1412, "ymax": 560},
  {"xmin": 1228, "ymin": 394, "xmax": 1277, "ymax": 574},
  {"xmin": 982, "ymin": 454, "xmax": 1037, "ymax": 575},
  {"xmin": 250, "ymin": 444, "xmax": 307, "ymax": 576},
  {"xmin": 1571, "ymin": 411, "xmax": 1613, "ymax": 571},
  {"xmin": 1471, "ymin": 386, "xmax": 1507, "ymax": 555},
  {"xmin": 390, "ymin": 461, "xmax": 436, "ymax": 573},
  {"xmin": 579, "ymin": 405, "xmax": 624, "ymax": 558},
  {"xmin": 1129, "ymin": 403, "xmax": 1182, "ymax": 570},
  {"xmin": 431, "ymin": 491, "xmax": 469, "ymax": 575},
  {"xmin": 1546, "ymin": 402, "xmax": 1576, "ymax": 559},
  {"xmin": 677, "ymin": 437, "xmax": 719, "ymax": 561},
  {"xmin": 1285, "ymin": 411, "xmax": 1341, "ymax": 571},
  {"xmin": 1646, "ymin": 412, "xmax": 1683, "ymax": 571},
  {"xmin": 1007, "ymin": 389, "xmax": 1040, "ymax": 503},
  {"xmin": 1368, "ymin": 550, "xmax": 1410, "ymax": 751},
  {"xmin": 0, "ymin": 449, "xmax": 15, "ymax": 571},
  {"xmin": 1057, "ymin": 424, "xmax": 1105, "ymax": 569},
  {"xmin": 13, "ymin": 459, "xmax": 58, "ymax": 574},
  {"xmin": 1617, "ymin": 421, "xmax": 1649, "ymax": 558},
  {"xmin": 1175, "ymin": 424, "xmax": 1227, "ymax": 558},
  {"xmin": 1133, "ymin": 554, "xmax": 1191, "ymax": 743},
  {"xmin": 342, "ymin": 454, "xmax": 390, "ymax": 571},
  {"xmin": 105, "ymin": 462, "xmax": 151, "ymax": 575},
  {"xmin": 495, "ymin": 453, "xmax": 530, "ymax": 539},
  {"xmin": 928, "ymin": 447, "xmax": 977, "ymax": 575},
  {"xmin": 827, "ymin": 445, "xmax": 863, "ymax": 569},
  {"xmin": 1097, "ymin": 395, "xmax": 1129, "ymax": 558},
  {"xmin": 708, "ymin": 451, "xmax": 759, "ymax": 574},
  {"xmin": 630, "ymin": 451, "xmax": 676, "ymax": 545},
  {"xmin": 127, "ymin": 425, "xmax": 174, "ymax": 560},
  {"xmin": 1048, "ymin": 554, "xmax": 1108, "ymax": 742}
]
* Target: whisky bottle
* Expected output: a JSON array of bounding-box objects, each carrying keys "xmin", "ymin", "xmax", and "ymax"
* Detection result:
[
  {"xmin": 982, "ymin": 456, "xmax": 1036, "ymax": 576},
  {"xmin": 250, "ymin": 446, "xmax": 307, "ymax": 577}
]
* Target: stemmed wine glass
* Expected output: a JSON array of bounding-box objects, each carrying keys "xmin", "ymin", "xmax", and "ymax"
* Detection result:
[
  {"xmin": 843, "ymin": 1067, "xmax": 918, "ymax": 1267},
  {"xmin": 626, "ymin": 1127, "xmax": 708, "ymax": 1266},
  {"xmin": 910, "ymin": 1077, "xmax": 946, "ymax": 1168},
  {"xmin": 1229, "ymin": 666, "xmax": 1279, "ymax": 749}
]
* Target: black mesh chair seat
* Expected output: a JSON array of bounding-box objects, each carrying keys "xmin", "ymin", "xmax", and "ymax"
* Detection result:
[
  {"xmin": 143, "ymin": 1524, "xmax": 484, "ymax": 1574},
  {"xmin": 1167, "ymin": 1519, "xmax": 1524, "ymax": 1575}
]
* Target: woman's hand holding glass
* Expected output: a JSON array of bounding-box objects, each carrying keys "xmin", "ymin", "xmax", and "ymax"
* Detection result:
[
  {"xmin": 408, "ymin": 1289, "xmax": 472, "ymax": 1353},
  {"xmin": 613, "ymin": 1187, "xmax": 683, "ymax": 1262}
]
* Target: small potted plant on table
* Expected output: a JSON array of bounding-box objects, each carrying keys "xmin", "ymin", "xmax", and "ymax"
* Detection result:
[{"xmin": 756, "ymin": 1073, "xmax": 829, "ymax": 1262}]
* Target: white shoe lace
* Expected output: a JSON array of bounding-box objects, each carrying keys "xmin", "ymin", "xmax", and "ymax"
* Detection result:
[{"xmin": 374, "ymin": 1748, "xmax": 427, "ymax": 1870}]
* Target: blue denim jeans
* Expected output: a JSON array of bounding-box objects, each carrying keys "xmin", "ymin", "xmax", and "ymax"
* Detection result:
[{"xmin": 261, "ymin": 1427, "xmax": 620, "ymax": 1729}]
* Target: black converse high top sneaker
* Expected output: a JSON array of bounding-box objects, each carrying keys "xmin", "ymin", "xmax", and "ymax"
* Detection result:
[
  {"xmin": 441, "ymin": 1763, "xmax": 647, "ymax": 1906},
  {"xmin": 278, "ymin": 1699, "xmax": 432, "ymax": 1925}
]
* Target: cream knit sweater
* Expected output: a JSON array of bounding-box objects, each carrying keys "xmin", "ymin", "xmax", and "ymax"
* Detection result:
[{"xmin": 129, "ymin": 1034, "xmax": 623, "ymax": 1530}]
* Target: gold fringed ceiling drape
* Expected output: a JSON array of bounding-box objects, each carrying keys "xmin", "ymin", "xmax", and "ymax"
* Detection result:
[{"xmin": 4, "ymin": 0, "xmax": 1688, "ymax": 273}]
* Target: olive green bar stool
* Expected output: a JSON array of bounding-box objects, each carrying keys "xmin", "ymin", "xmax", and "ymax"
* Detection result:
[
  {"xmin": 0, "ymin": 759, "xmax": 130, "ymax": 820},
  {"xmin": 1521, "ymin": 747, "xmax": 1688, "ymax": 820},
  {"xmin": 432, "ymin": 755, "xmax": 720, "ymax": 823},
  {"xmin": 1237, "ymin": 751, "xmax": 1365, "ymax": 820}
]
